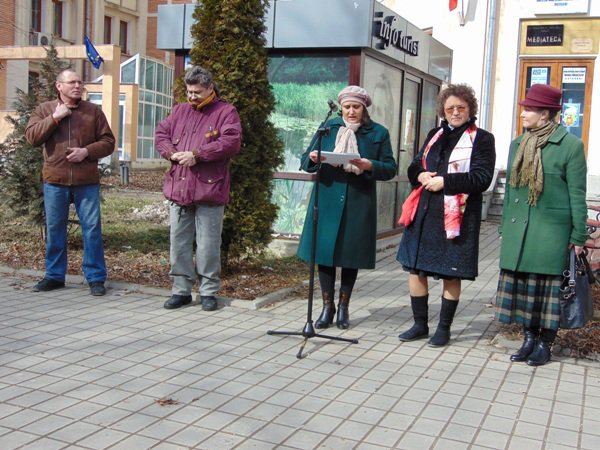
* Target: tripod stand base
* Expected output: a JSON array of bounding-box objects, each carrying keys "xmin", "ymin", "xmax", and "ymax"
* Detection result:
[{"xmin": 267, "ymin": 321, "xmax": 359, "ymax": 359}]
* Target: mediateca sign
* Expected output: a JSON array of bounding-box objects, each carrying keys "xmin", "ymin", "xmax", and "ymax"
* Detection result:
[{"xmin": 372, "ymin": 12, "xmax": 419, "ymax": 57}]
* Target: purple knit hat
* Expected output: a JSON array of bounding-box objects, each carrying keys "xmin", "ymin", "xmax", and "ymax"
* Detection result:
[{"xmin": 338, "ymin": 85, "xmax": 372, "ymax": 108}]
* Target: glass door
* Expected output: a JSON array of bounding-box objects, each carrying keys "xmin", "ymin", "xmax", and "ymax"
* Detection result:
[
  {"xmin": 518, "ymin": 59, "xmax": 594, "ymax": 156},
  {"xmin": 397, "ymin": 75, "xmax": 421, "ymax": 226}
]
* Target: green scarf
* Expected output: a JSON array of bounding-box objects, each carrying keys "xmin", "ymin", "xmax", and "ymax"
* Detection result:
[{"xmin": 509, "ymin": 121, "xmax": 558, "ymax": 206}]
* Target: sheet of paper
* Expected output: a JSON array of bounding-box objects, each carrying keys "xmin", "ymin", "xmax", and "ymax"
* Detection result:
[{"xmin": 319, "ymin": 151, "xmax": 361, "ymax": 165}]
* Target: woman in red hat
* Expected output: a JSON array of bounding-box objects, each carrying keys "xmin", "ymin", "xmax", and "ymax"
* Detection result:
[{"xmin": 496, "ymin": 84, "xmax": 588, "ymax": 366}]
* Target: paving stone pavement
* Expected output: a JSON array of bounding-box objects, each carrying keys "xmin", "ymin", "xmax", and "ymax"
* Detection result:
[{"xmin": 1, "ymin": 221, "xmax": 599, "ymax": 450}]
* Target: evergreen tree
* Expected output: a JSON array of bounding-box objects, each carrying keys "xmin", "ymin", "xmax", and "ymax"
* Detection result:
[
  {"xmin": 188, "ymin": 0, "xmax": 284, "ymax": 261},
  {"xmin": 0, "ymin": 44, "xmax": 69, "ymax": 226}
]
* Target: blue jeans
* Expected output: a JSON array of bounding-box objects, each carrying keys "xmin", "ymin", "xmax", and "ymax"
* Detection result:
[{"xmin": 43, "ymin": 183, "xmax": 107, "ymax": 283}]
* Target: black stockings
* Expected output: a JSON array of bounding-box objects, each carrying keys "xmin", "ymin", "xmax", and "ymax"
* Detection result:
[{"xmin": 318, "ymin": 265, "xmax": 358, "ymax": 294}]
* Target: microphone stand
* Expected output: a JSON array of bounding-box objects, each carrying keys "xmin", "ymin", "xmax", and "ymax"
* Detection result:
[{"xmin": 267, "ymin": 104, "xmax": 359, "ymax": 359}]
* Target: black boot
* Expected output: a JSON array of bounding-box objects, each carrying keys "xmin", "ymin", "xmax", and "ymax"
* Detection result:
[
  {"xmin": 510, "ymin": 327, "xmax": 539, "ymax": 362},
  {"xmin": 428, "ymin": 298, "xmax": 459, "ymax": 347},
  {"xmin": 527, "ymin": 328, "xmax": 557, "ymax": 366},
  {"xmin": 336, "ymin": 290, "xmax": 350, "ymax": 329},
  {"xmin": 315, "ymin": 291, "xmax": 335, "ymax": 329},
  {"xmin": 398, "ymin": 295, "xmax": 429, "ymax": 341}
]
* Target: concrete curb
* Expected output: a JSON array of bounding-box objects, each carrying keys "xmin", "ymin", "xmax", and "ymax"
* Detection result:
[{"xmin": 0, "ymin": 236, "xmax": 400, "ymax": 312}]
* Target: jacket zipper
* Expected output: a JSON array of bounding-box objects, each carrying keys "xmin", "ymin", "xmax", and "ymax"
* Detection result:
[{"xmin": 68, "ymin": 117, "xmax": 73, "ymax": 185}]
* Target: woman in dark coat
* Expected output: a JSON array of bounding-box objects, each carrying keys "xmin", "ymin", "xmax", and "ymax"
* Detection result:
[
  {"xmin": 397, "ymin": 83, "xmax": 496, "ymax": 347},
  {"xmin": 297, "ymin": 86, "xmax": 397, "ymax": 329},
  {"xmin": 496, "ymin": 84, "xmax": 587, "ymax": 366}
]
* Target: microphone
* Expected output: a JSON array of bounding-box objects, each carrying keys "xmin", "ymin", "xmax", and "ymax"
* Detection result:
[{"xmin": 327, "ymin": 99, "xmax": 338, "ymax": 112}]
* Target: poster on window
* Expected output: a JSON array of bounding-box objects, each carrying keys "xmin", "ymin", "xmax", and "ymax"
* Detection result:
[
  {"xmin": 530, "ymin": 67, "xmax": 549, "ymax": 85},
  {"xmin": 562, "ymin": 103, "xmax": 581, "ymax": 128},
  {"xmin": 562, "ymin": 67, "xmax": 586, "ymax": 83},
  {"xmin": 533, "ymin": 0, "xmax": 589, "ymax": 15}
]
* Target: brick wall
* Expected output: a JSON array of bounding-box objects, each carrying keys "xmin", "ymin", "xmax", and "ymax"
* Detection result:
[{"xmin": 0, "ymin": 0, "xmax": 15, "ymax": 46}]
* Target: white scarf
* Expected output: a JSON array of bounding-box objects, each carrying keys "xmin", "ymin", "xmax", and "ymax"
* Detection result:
[
  {"xmin": 444, "ymin": 124, "xmax": 477, "ymax": 239},
  {"xmin": 333, "ymin": 120, "xmax": 362, "ymax": 175}
]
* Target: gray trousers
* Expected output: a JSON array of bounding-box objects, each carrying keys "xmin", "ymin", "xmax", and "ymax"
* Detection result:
[{"xmin": 169, "ymin": 203, "xmax": 224, "ymax": 296}]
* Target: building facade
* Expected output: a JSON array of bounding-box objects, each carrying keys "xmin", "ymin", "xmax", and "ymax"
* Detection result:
[
  {"xmin": 388, "ymin": 0, "xmax": 600, "ymax": 199},
  {"xmin": 157, "ymin": 0, "xmax": 453, "ymax": 236}
]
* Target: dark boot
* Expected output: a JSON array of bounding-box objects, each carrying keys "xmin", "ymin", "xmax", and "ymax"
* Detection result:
[
  {"xmin": 510, "ymin": 327, "xmax": 539, "ymax": 362},
  {"xmin": 428, "ymin": 298, "xmax": 459, "ymax": 347},
  {"xmin": 336, "ymin": 290, "xmax": 350, "ymax": 329},
  {"xmin": 527, "ymin": 328, "xmax": 557, "ymax": 366},
  {"xmin": 315, "ymin": 291, "xmax": 335, "ymax": 329},
  {"xmin": 398, "ymin": 295, "xmax": 429, "ymax": 341}
]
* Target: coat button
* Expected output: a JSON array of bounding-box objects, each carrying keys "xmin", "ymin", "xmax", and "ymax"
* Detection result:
[
  {"xmin": 515, "ymin": 198, "xmax": 519, "ymax": 203},
  {"xmin": 511, "ymin": 218, "xmax": 516, "ymax": 223}
]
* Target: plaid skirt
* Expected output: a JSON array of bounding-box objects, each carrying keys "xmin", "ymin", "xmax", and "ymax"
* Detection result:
[{"xmin": 495, "ymin": 269, "xmax": 561, "ymax": 330}]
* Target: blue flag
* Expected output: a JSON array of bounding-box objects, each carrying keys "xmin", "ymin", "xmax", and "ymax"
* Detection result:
[{"xmin": 84, "ymin": 35, "xmax": 104, "ymax": 69}]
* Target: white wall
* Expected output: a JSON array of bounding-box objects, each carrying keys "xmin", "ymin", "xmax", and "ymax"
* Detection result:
[{"xmin": 386, "ymin": 0, "xmax": 600, "ymax": 198}]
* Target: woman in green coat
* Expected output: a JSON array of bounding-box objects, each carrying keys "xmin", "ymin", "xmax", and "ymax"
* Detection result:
[
  {"xmin": 496, "ymin": 84, "xmax": 587, "ymax": 366},
  {"xmin": 297, "ymin": 86, "xmax": 397, "ymax": 329}
]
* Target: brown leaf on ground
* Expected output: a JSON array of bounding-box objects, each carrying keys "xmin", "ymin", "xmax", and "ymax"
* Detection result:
[{"xmin": 155, "ymin": 398, "xmax": 180, "ymax": 406}]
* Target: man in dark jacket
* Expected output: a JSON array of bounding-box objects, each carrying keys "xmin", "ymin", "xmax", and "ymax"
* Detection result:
[
  {"xmin": 25, "ymin": 69, "xmax": 115, "ymax": 296},
  {"xmin": 155, "ymin": 66, "xmax": 242, "ymax": 311}
]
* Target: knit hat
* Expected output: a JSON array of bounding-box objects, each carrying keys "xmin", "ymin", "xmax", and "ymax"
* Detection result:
[
  {"xmin": 519, "ymin": 84, "xmax": 562, "ymax": 110},
  {"xmin": 338, "ymin": 85, "xmax": 372, "ymax": 108}
]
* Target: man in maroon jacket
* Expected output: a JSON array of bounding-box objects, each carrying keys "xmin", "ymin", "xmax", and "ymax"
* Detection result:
[
  {"xmin": 25, "ymin": 69, "xmax": 115, "ymax": 296},
  {"xmin": 155, "ymin": 66, "xmax": 242, "ymax": 311}
]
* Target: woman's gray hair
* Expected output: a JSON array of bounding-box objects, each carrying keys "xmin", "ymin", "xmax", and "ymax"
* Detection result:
[{"xmin": 184, "ymin": 66, "xmax": 213, "ymax": 87}]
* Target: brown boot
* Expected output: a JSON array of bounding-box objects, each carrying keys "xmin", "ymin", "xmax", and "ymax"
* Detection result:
[
  {"xmin": 315, "ymin": 291, "xmax": 335, "ymax": 329},
  {"xmin": 336, "ymin": 290, "xmax": 350, "ymax": 329}
]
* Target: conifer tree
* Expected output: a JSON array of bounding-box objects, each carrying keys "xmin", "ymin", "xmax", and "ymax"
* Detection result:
[
  {"xmin": 188, "ymin": 0, "xmax": 284, "ymax": 260},
  {"xmin": 0, "ymin": 44, "xmax": 69, "ymax": 226}
]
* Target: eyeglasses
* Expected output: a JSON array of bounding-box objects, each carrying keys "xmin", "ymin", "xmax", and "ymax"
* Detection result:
[
  {"xmin": 59, "ymin": 80, "xmax": 84, "ymax": 86},
  {"xmin": 445, "ymin": 105, "xmax": 467, "ymax": 114},
  {"xmin": 186, "ymin": 91, "xmax": 203, "ymax": 98}
]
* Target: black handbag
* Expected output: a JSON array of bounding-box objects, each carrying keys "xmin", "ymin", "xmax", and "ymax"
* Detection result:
[{"xmin": 559, "ymin": 248, "xmax": 595, "ymax": 329}]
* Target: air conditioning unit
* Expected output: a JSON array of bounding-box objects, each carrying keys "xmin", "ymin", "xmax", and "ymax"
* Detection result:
[{"xmin": 31, "ymin": 31, "xmax": 51, "ymax": 46}]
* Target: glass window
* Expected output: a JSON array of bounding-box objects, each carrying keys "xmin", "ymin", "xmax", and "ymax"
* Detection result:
[
  {"xmin": 399, "ymin": 78, "xmax": 420, "ymax": 174},
  {"xmin": 139, "ymin": 139, "xmax": 152, "ymax": 159},
  {"xmin": 87, "ymin": 93, "xmax": 102, "ymax": 103},
  {"xmin": 561, "ymin": 67, "xmax": 586, "ymax": 139},
  {"xmin": 121, "ymin": 59, "xmax": 136, "ymax": 83},
  {"xmin": 144, "ymin": 91, "xmax": 155, "ymax": 103},
  {"xmin": 53, "ymin": 1, "xmax": 63, "ymax": 36},
  {"xmin": 139, "ymin": 58, "xmax": 145, "ymax": 87},
  {"xmin": 104, "ymin": 16, "xmax": 112, "ymax": 44},
  {"xmin": 376, "ymin": 182, "xmax": 396, "ymax": 233},
  {"xmin": 268, "ymin": 54, "xmax": 350, "ymax": 173},
  {"xmin": 363, "ymin": 56, "xmax": 402, "ymax": 158},
  {"xmin": 271, "ymin": 179, "xmax": 313, "ymax": 235},
  {"xmin": 420, "ymin": 81, "xmax": 439, "ymax": 150},
  {"xmin": 119, "ymin": 20, "xmax": 128, "ymax": 54},
  {"xmin": 156, "ymin": 66, "xmax": 164, "ymax": 92},
  {"xmin": 31, "ymin": 0, "xmax": 41, "ymax": 32},
  {"xmin": 145, "ymin": 60, "xmax": 156, "ymax": 91},
  {"xmin": 143, "ymin": 104, "xmax": 154, "ymax": 138}
]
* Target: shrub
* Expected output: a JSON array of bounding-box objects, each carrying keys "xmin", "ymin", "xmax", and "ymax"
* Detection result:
[{"xmin": 188, "ymin": 0, "xmax": 284, "ymax": 262}]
